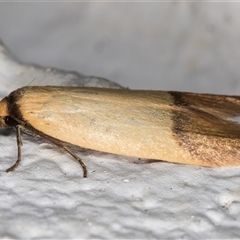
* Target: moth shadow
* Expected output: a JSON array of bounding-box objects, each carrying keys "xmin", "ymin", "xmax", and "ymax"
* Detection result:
[{"xmin": 0, "ymin": 128, "xmax": 15, "ymax": 136}]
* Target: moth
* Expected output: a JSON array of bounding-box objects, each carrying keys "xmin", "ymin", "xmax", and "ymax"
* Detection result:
[{"xmin": 0, "ymin": 86, "xmax": 240, "ymax": 178}]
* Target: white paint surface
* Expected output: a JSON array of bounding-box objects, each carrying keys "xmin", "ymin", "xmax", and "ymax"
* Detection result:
[{"xmin": 0, "ymin": 3, "xmax": 240, "ymax": 239}]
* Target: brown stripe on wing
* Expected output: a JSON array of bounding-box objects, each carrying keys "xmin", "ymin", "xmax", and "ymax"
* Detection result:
[{"xmin": 170, "ymin": 92, "xmax": 240, "ymax": 167}]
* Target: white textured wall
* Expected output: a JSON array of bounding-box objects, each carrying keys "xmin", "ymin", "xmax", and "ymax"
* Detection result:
[
  {"xmin": 0, "ymin": 3, "xmax": 240, "ymax": 239},
  {"xmin": 0, "ymin": 3, "xmax": 240, "ymax": 94}
]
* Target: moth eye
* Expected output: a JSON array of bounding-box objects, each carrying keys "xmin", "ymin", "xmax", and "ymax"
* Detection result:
[{"xmin": 4, "ymin": 116, "xmax": 18, "ymax": 127}]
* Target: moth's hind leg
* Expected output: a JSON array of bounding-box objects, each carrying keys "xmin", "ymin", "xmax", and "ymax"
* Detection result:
[
  {"xmin": 6, "ymin": 125, "xmax": 23, "ymax": 172},
  {"xmin": 62, "ymin": 145, "xmax": 88, "ymax": 178},
  {"xmin": 5, "ymin": 124, "xmax": 88, "ymax": 178}
]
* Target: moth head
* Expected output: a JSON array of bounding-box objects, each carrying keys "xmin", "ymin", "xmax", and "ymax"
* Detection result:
[{"xmin": 0, "ymin": 97, "xmax": 10, "ymax": 128}]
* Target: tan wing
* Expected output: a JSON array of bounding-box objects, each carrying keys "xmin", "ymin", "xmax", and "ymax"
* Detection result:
[{"xmin": 10, "ymin": 86, "xmax": 240, "ymax": 167}]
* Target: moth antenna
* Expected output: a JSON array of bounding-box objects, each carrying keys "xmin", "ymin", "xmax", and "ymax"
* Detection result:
[{"xmin": 27, "ymin": 77, "xmax": 36, "ymax": 86}]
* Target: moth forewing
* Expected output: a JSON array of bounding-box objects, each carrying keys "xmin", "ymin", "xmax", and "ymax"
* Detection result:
[
  {"xmin": 11, "ymin": 87, "xmax": 194, "ymax": 164},
  {"xmin": 0, "ymin": 86, "xmax": 240, "ymax": 178}
]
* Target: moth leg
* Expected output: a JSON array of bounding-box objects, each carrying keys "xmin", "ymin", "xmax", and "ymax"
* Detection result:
[
  {"xmin": 62, "ymin": 145, "xmax": 87, "ymax": 178},
  {"xmin": 6, "ymin": 125, "xmax": 22, "ymax": 172}
]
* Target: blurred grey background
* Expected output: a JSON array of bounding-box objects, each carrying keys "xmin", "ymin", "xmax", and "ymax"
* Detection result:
[{"xmin": 0, "ymin": 2, "xmax": 239, "ymax": 94}]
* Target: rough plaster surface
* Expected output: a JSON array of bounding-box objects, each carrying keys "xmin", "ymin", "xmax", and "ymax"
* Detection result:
[{"xmin": 0, "ymin": 3, "xmax": 240, "ymax": 239}]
